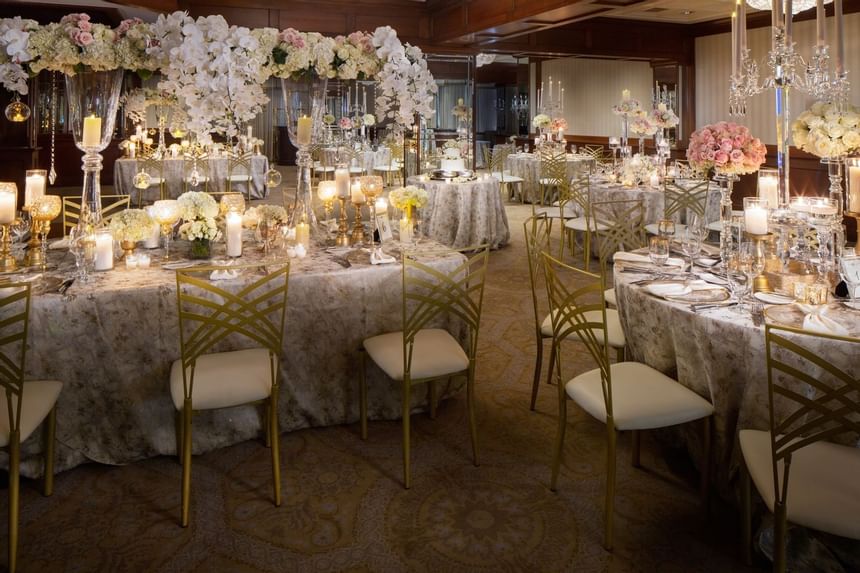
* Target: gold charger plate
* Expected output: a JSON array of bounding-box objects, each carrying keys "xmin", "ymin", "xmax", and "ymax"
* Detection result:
[{"xmin": 764, "ymin": 302, "xmax": 860, "ymax": 337}]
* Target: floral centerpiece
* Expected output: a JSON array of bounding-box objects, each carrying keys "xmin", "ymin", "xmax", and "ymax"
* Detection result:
[
  {"xmin": 686, "ymin": 121, "xmax": 766, "ymax": 176},
  {"xmin": 791, "ymin": 101, "xmax": 860, "ymax": 158},
  {"xmin": 363, "ymin": 113, "xmax": 376, "ymax": 127},
  {"xmin": 242, "ymin": 204, "xmax": 288, "ymax": 229},
  {"xmin": 550, "ymin": 117, "xmax": 568, "ymax": 132},
  {"xmin": 388, "ymin": 185, "xmax": 428, "ymax": 219},
  {"xmin": 650, "ymin": 105, "xmax": 679, "ymax": 129},
  {"xmin": 322, "ymin": 113, "xmax": 335, "ymax": 126},
  {"xmin": 339, "ymin": 116, "xmax": 354, "ymax": 130},
  {"xmin": 629, "ymin": 116, "xmax": 656, "ymax": 136},
  {"xmin": 177, "ymin": 191, "xmax": 221, "ymax": 258},
  {"xmin": 619, "ymin": 155, "xmax": 657, "ymax": 187},
  {"xmin": 532, "ymin": 113, "xmax": 551, "ymax": 130},
  {"xmin": 612, "ymin": 98, "xmax": 643, "ymax": 117},
  {"xmin": 109, "ymin": 208, "xmax": 154, "ymax": 255}
]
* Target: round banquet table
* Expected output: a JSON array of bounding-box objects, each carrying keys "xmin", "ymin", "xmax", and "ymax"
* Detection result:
[
  {"xmin": 504, "ymin": 152, "xmax": 595, "ymax": 201},
  {"xmin": 14, "ymin": 240, "xmax": 466, "ymax": 476},
  {"xmin": 114, "ymin": 155, "xmax": 270, "ymax": 203},
  {"xmin": 612, "ymin": 264, "xmax": 859, "ymax": 494},
  {"xmin": 406, "ymin": 175, "xmax": 510, "ymax": 250}
]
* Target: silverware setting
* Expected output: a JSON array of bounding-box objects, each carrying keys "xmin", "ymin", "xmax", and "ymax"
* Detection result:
[{"xmin": 690, "ymin": 301, "xmax": 738, "ymax": 313}]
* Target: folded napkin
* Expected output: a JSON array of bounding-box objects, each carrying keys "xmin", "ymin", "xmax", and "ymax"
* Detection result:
[
  {"xmin": 613, "ymin": 251, "xmax": 685, "ymax": 268},
  {"xmin": 50, "ymin": 237, "xmax": 71, "ymax": 250},
  {"xmin": 209, "ymin": 268, "xmax": 240, "ymax": 281},
  {"xmin": 797, "ymin": 305, "xmax": 850, "ymax": 335},
  {"xmin": 370, "ymin": 249, "xmax": 396, "ymax": 265},
  {"xmin": 644, "ymin": 280, "xmax": 715, "ymax": 298},
  {"xmin": 697, "ymin": 272, "xmax": 729, "ymax": 286}
]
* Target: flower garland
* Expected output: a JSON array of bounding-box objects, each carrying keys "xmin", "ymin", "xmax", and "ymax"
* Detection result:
[
  {"xmin": 791, "ymin": 101, "xmax": 860, "ymax": 158},
  {"xmin": 177, "ymin": 191, "xmax": 220, "ymax": 241},
  {"xmin": 686, "ymin": 121, "xmax": 767, "ymax": 176}
]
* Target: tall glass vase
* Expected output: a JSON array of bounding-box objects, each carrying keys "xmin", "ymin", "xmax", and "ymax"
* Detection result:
[
  {"xmin": 65, "ymin": 69, "xmax": 124, "ymax": 231},
  {"xmin": 714, "ymin": 171, "xmax": 739, "ymax": 267},
  {"xmin": 822, "ymin": 157, "xmax": 846, "ymax": 258},
  {"xmin": 620, "ymin": 114, "xmax": 630, "ymax": 156},
  {"xmin": 281, "ymin": 75, "xmax": 328, "ymax": 246}
]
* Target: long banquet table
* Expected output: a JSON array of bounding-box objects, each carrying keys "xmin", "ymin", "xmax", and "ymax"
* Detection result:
[
  {"xmin": 406, "ymin": 175, "xmax": 510, "ymax": 249},
  {"xmin": 16, "ymin": 240, "xmax": 466, "ymax": 476},
  {"xmin": 114, "ymin": 155, "xmax": 270, "ymax": 203},
  {"xmin": 612, "ymin": 263, "xmax": 859, "ymax": 493}
]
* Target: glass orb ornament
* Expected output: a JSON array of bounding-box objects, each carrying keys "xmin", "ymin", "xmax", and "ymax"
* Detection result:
[
  {"xmin": 4, "ymin": 96, "xmax": 30, "ymax": 122},
  {"xmin": 265, "ymin": 168, "xmax": 282, "ymax": 188},
  {"xmin": 188, "ymin": 167, "xmax": 201, "ymax": 188},
  {"xmin": 133, "ymin": 171, "xmax": 152, "ymax": 190}
]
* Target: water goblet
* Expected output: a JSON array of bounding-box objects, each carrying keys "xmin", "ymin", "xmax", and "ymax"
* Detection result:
[
  {"xmin": 649, "ymin": 236, "xmax": 669, "ymax": 268},
  {"xmin": 657, "ymin": 219, "xmax": 675, "ymax": 238},
  {"xmin": 680, "ymin": 226, "xmax": 702, "ymax": 274}
]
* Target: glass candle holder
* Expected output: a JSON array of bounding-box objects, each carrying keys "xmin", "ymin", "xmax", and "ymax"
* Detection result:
[
  {"xmin": 757, "ymin": 168, "xmax": 779, "ymax": 208},
  {"xmin": 743, "ymin": 197, "xmax": 769, "ymax": 235},
  {"xmin": 845, "ymin": 157, "xmax": 860, "ymax": 215}
]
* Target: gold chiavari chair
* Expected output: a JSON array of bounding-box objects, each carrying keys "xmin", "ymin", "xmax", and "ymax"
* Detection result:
[
  {"xmin": 0, "ymin": 283, "xmax": 63, "ymax": 573},
  {"xmin": 359, "ymin": 245, "xmax": 490, "ymax": 489},
  {"xmin": 227, "ymin": 152, "xmax": 254, "ymax": 201},
  {"xmin": 542, "ymin": 253, "xmax": 714, "ymax": 550},
  {"xmin": 583, "ymin": 144, "xmax": 605, "ymax": 161},
  {"xmin": 645, "ymin": 178, "xmax": 710, "ymax": 236},
  {"xmin": 62, "ymin": 194, "xmax": 131, "ymax": 236},
  {"xmin": 134, "ymin": 155, "xmax": 166, "ymax": 208},
  {"xmin": 591, "ymin": 197, "xmax": 647, "ymax": 312},
  {"xmin": 488, "ymin": 146, "xmax": 524, "ymax": 202},
  {"xmin": 524, "ymin": 214, "xmax": 556, "ymax": 411},
  {"xmin": 172, "ymin": 262, "xmax": 290, "ymax": 527},
  {"xmin": 560, "ymin": 174, "xmax": 594, "ymax": 268},
  {"xmin": 537, "ymin": 151, "xmax": 567, "ymax": 207},
  {"xmin": 740, "ymin": 323, "xmax": 860, "ymax": 572},
  {"xmin": 312, "ymin": 146, "xmax": 337, "ymax": 182},
  {"xmin": 374, "ymin": 142, "xmax": 404, "ymax": 187}
]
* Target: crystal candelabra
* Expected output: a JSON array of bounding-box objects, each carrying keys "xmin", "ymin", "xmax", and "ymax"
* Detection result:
[{"xmin": 729, "ymin": 6, "xmax": 850, "ymax": 208}]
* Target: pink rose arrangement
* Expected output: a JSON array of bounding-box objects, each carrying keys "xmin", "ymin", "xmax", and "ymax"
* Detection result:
[
  {"xmin": 339, "ymin": 116, "xmax": 353, "ymax": 130},
  {"xmin": 551, "ymin": 117, "xmax": 568, "ymax": 131},
  {"xmin": 686, "ymin": 121, "xmax": 766, "ymax": 175}
]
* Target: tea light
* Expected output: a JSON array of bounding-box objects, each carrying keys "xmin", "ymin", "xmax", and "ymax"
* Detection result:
[
  {"xmin": 317, "ymin": 180, "xmax": 337, "ymax": 202},
  {"xmin": 810, "ymin": 200, "xmax": 838, "ymax": 216},
  {"xmin": 125, "ymin": 254, "xmax": 139, "ymax": 269},
  {"xmin": 286, "ymin": 246, "xmax": 297, "ymax": 259},
  {"xmin": 138, "ymin": 254, "xmax": 151, "ymax": 268},
  {"xmin": 94, "ymin": 230, "xmax": 114, "ymax": 271},
  {"xmin": 295, "ymin": 243, "xmax": 307, "ymax": 258},
  {"xmin": 375, "ymin": 197, "xmax": 388, "ymax": 214},
  {"xmin": 24, "ymin": 170, "xmax": 46, "ymax": 208},
  {"xmin": 82, "ymin": 115, "xmax": 101, "ymax": 148},
  {"xmin": 296, "ymin": 115, "xmax": 312, "ymax": 146},
  {"xmin": 226, "ymin": 211, "xmax": 243, "ymax": 257}
]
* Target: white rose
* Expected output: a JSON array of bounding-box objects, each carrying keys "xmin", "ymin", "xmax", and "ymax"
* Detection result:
[{"xmin": 841, "ymin": 130, "xmax": 860, "ymax": 150}]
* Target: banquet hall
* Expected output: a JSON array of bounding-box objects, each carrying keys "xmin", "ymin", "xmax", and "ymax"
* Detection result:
[{"xmin": 0, "ymin": 0, "xmax": 858, "ymax": 571}]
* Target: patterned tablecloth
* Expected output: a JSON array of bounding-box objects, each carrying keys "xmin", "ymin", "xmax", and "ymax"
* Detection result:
[
  {"xmin": 14, "ymin": 240, "xmax": 466, "ymax": 476},
  {"xmin": 114, "ymin": 155, "xmax": 270, "ymax": 203},
  {"xmin": 613, "ymin": 264, "xmax": 859, "ymax": 493},
  {"xmin": 504, "ymin": 153, "xmax": 595, "ymax": 201},
  {"xmin": 406, "ymin": 176, "xmax": 510, "ymax": 250},
  {"xmin": 588, "ymin": 178, "xmax": 722, "ymax": 226}
]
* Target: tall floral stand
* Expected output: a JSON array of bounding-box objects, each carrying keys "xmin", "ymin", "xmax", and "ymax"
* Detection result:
[
  {"xmin": 281, "ymin": 75, "xmax": 328, "ymax": 245},
  {"xmin": 65, "ymin": 69, "xmax": 124, "ymax": 231},
  {"xmin": 714, "ymin": 171, "xmax": 739, "ymax": 267}
]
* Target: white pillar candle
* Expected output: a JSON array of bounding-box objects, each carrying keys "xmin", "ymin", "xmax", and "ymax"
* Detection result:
[
  {"xmin": 296, "ymin": 116, "xmax": 313, "ymax": 146},
  {"xmin": 399, "ymin": 217, "xmax": 412, "ymax": 242},
  {"xmin": 226, "ymin": 211, "xmax": 243, "ymax": 257},
  {"xmin": 622, "ymin": 89, "xmax": 630, "ymax": 101},
  {"xmin": 731, "ymin": 10, "xmax": 738, "ymax": 78},
  {"xmin": 739, "ymin": 0, "xmax": 747, "ymax": 52},
  {"xmin": 745, "ymin": 206, "xmax": 768, "ymax": 235},
  {"xmin": 847, "ymin": 165, "xmax": 860, "ymax": 213},
  {"xmin": 247, "ymin": 125, "xmax": 253, "ymax": 140},
  {"xmin": 0, "ymin": 187, "xmax": 15, "ymax": 224},
  {"xmin": 82, "ymin": 115, "xmax": 101, "ymax": 148},
  {"xmin": 785, "ymin": 0, "xmax": 793, "ymax": 43},
  {"xmin": 295, "ymin": 222, "xmax": 310, "ymax": 249},
  {"xmin": 816, "ymin": 0, "xmax": 827, "ymax": 46},
  {"xmin": 835, "ymin": 0, "xmax": 845, "ymax": 75},
  {"xmin": 351, "ymin": 180, "xmax": 365, "ymax": 204},
  {"xmin": 94, "ymin": 233, "xmax": 114, "ymax": 271},
  {"xmin": 24, "ymin": 172, "xmax": 46, "ymax": 208},
  {"xmin": 758, "ymin": 175, "xmax": 779, "ymax": 207},
  {"xmin": 335, "ymin": 168, "xmax": 350, "ymax": 198}
]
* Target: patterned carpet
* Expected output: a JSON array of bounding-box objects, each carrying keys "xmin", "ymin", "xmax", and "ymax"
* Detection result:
[{"xmin": 2, "ymin": 197, "xmax": 759, "ymax": 572}]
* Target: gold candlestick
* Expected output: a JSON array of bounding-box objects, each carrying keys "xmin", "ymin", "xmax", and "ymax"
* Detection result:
[
  {"xmin": 351, "ymin": 200, "xmax": 367, "ymax": 245},
  {"xmin": 744, "ymin": 231, "xmax": 774, "ymax": 292},
  {"xmin": 0, "ymin": 223, "xmax": 16, "ymax": 272},
  {"xmin": 335, "ymin": 197, "xmax": 351, "ymax": 247},
  {"xmin": 24, "ymin": 195, "xmax": 61, "ymax": 269},
  {"xmin": 24, "ymin": 217, "xmax": 44, "ymax": 267}
]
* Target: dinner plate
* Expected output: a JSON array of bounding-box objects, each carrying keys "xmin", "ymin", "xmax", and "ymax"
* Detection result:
[{"xmin": 754, "ymin": 291, "xmax": 794, "ymax": 305}]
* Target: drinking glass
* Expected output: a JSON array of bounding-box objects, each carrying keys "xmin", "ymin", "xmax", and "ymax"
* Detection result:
[
  {"xmin": 657, "ymin": 219, "xmax": 675, "ymax": 238},
  {"xmin": 738, "ymin": 242, "xmax": 758, "ymax": 305},
  {"xmin": 68, "ymin": 225, "xmax": 95, "ymax": 282},
  {"xmin": 680, "ymin": 226, "xmax": 702, "ymax": 273},
  {"xmin": 649, "ymin": 236, "xmax": 669, "ymax": 267},
  {"xmin": 726, "ymin": 253, "xmax": 749, "ymax": 312}
]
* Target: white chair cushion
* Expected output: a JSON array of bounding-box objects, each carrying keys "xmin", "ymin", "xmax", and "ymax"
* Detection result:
[
  {"xmin": 348, "ymin": 167, "xmax": 365, "ymax": 174},
  {"xmin": 540, "ymin": 308, "xmax": 625, "ymax": 348},
  {"xmin": 170, "ymin": 348, "xmax": 275, "ymax": 411},
  {"xmin": 535, "ymin": 205, "xmax": 579, "ymax": 219},
  {"xmin": 0, "ymin": 380, "xmax": 63, "ymax": 447},
  {"xmin": 227, "ymin": 174, "xmax": 252, "ymax": 182},
  {"xmin": 490, "ymin": 172, "xmax": 524, "ymax": 183},
  {"xmin": 374, "ymin": 166, "xmax": 401, "ymax": 173},
  {"xmin": 644, "ymin": 223, "xmax": 687, "ymax": 236},
  {"xmin": 564, "ymin": 217, "xmax": 607, "ymax": 232},
  {"xmin": 363, "ymin": 328, "xmax": 468, "ymax": 381},
  {"xmin": 740, "ymin": 429, "xmax": 860, "ymax": 540},
  {"xmin": 566, "ymin": 362, "xmax": 713, "ymax": 431},
  {"xmin": 604, "ymin": 287, "xmax": 617, "ymax": 307}
]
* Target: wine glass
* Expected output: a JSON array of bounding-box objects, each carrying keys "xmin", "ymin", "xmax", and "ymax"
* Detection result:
[
  {"xmin": 680, "ymin": 225, "xmax": 702, "ymax": 273},
  {"xmin": 728, "ymin": 251, "xmax": 752, "ymax": 312},
  {"xmin": 68, "ymin": 225, "xmax": 95, "ymax": 282},
  {"xmin": 649, "ymin": 236, "xmax": 669, "ymax": 268},
  {"xmin": 657, "ymin": 219, "xmax": 675, "ymax": 238}
]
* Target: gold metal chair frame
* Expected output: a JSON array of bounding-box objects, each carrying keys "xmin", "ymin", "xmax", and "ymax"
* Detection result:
[
  {"xmin": 742, "ymin": 323, "xmax": 860, "ymax": 572},
  {"xmin": 488, "ymin": 145, "xmax": 523, "ymax": 202},
  {"xmin": 62, "ymin": 194, "xmax": 131, "ymax": 236},
  {"xmin": 174, "ymin": 262, "xmax": 290, "ymax": 527},
  {"xmin": 590, "ymin": 198, "xmax": 647, "ymax": 267},
  {"xmin": 135, "ymin": 156, "xmax": 166, "ymax": 208},
  {"xmin": 359, "ymin": 245, "xmax": 490, "ymax": 489},
  {"xmin": 538, "ymin": 152, "xmax": 567, "ymax": 207},
  {"xmin": 661, "ymin": 178, "xmax": 710, "ymax": 228},
  {"xmin": 583, "ymin": 145, "xmax": 605, "ymax": 161},
  {"xmin": 0, "ymin": 283, "xmax": 57, "ymax": 573},
  {"xmin": 542, "ymin": 253, "xmax": 711, "ymax": 550},
  {"xmin": 374, "ymin": 142, "xmax": 405, "ymax": 188},
  {"xmin": 227, "ymin": 152, "xmax": 254, "ymax": 201},
  {"xmin": 559, "ymin": 174, "xmax": 592, "ymax": 268},
  {"xmin": 524, "ymin": 214, "xmax": 555, "ymax": 411}
]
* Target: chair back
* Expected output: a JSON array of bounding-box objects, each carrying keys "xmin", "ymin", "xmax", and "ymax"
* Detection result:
[
  {"xmin": 402, "ymin": 245, "xmax": 490, "ymax": 378},
  {"xmin": 175, "ymin": 262, "xmax": 290, "ymax": 401},
  {"xmin": 763, "ymin": 323, "xmax": 860, "ymax": 508},
  {"xmin": 590, "ymin": 198, "xmax": 647, "ymax": 268},
  {"xmin": 227, "ymin": 152, "xmax": 253, "ymax": 195},
  {"xmin": 663, "ymin": 178, "xmax": 710, "ymax": 223},
  {"xmin": 0, "ymin": 283, "xmax": 31, "ymax": 438},
  {"xmin": 541, "ymin": 253, "xmax": 613, "ymax": 416},
  {"xmin": 488, "ymin": 145, "xmax": 513, "ymax": 182},
  {"xmin": 539, "ymin": 153, "xmax": 568, "ymax": 187},
  {"xmin": 62, "ymin": 194, "xmax": 131, "ymax": 236},
  {"xmin": 563, "ymin": 174, "xmax": 591, "ymax": 219},
  {"xmin": 524, "ymin": 214, "xmax": 552, "ymax": 333},
  {"xmin": 583, "ymin": 145, "xmax": 605, "ymax": 160}
]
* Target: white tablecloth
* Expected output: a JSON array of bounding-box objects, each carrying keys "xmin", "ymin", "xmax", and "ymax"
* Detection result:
[
  {"xmin": 114, "ymin": 155, "xmax": 270, "ymax": 202},
  {"xmin": 407, "ymin": 176, "xmax": 510, "ymax": 250}
]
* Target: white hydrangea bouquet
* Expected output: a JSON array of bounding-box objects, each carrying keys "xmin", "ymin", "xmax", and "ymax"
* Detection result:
[
  {"xmin": 532, "ymin": 113, "xmax": 551, "ymax": 129},
  {"xmin": 177, "ymin": 191, "xmax": 221, "ymax": 242},
  {"xmin": 388, "ymin": 185, "xmax": 428, "ymax": 218},
  {"xmin": 242, "ymin": 204, "xmax": 288, "ymax": 229},
  {"xmin": 109, "ymin": 208, "xmax": 154, "ymax": 242},
  {"xmin": 791, "ymin": 101, "xmax": 860, "ymax": 158}
]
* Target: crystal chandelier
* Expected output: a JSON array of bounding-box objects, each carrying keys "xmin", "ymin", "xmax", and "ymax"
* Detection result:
[{"xmin": 746, "ymin": 0, "xmax": 831, "ymax": 15}]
